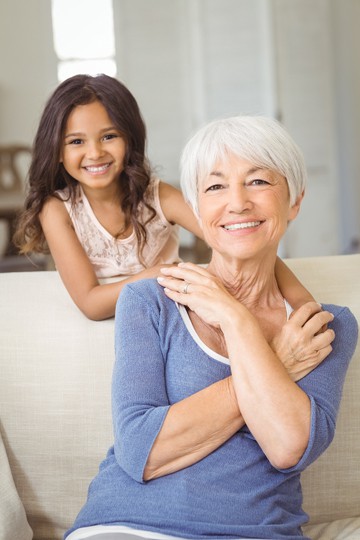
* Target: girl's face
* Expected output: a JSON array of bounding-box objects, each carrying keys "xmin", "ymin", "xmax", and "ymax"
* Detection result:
[{"xmin": 60, "ymin": 100, "xmax": 127, "ymax": 194}]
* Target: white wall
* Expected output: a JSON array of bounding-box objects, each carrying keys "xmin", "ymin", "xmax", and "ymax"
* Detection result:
[
  {"xmin": 0, "ymin": 0, "xmax": 359, "ymax": 258},
  {"xmin": 112, "ymin": 0, "xmax": 280, "ymax": 183},
  {"xmin": 332, "ymin": 0, "xmax": 360, "ymax": 254},
  {"xmin": 273, "ymin": 0, "xmax": 340, "ymax": 256},
  {"xmin": 0, "ymin": 0, "xmax": 58, "ymax": 145},
  {"xmin": 112, "ymin": 0, "xmax": 192, "ymax": 182}
]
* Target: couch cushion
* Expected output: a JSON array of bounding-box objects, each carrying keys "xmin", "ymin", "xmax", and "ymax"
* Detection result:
[
  {"xmin": 0, "ymin": 271, "xmax": 115, "ymax": 539},
  {"xmin": 286, "ymin": 255, "xmax": 360, "ymax": 525},
  {"xmin": 303, "ymin": 516, "xmax": 360, "ymax": 540}
]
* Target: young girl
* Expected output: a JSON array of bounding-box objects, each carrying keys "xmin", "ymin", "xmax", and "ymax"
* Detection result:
[{"xmin": 14, "ymin": 74, "xmax": 313, "ymax": 320}]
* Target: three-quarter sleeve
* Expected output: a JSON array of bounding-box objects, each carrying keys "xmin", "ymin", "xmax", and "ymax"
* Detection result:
[
  {"xmin": 112, "ymin": 282, "xmax": 171, "ymax": 483},
  {"xmin": 277, "ymin": 305, "xmax": 358, "ymax": 473}
]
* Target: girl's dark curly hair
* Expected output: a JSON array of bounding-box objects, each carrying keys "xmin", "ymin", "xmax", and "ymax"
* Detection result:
[{"xmin": 14, "ymin": 74, "xmax": 155, "ymax": 263}]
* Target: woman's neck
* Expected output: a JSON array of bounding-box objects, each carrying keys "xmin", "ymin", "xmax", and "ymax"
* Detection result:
[{"xmin": 206, "ymin": 252, "xmax": 284, "ymax": 311}]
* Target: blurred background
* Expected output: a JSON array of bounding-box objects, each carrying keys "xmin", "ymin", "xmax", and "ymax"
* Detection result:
[{"xmin": 0, "ymin": 0, "xmax": 359, "ymax": 272}]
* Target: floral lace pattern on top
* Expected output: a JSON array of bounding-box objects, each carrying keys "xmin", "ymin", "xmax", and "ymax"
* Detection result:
[{"xmin": 57, "ymin": 178, "xmax": 180, "ymax": 278}]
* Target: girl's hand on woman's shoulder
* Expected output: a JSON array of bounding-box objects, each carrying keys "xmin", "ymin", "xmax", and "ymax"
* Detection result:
[{"xmin": 271, "ymin": 302, "xmax": 335, "ymax": 381}]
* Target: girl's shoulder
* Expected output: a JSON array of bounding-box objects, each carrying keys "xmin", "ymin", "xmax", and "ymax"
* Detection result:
[
  {"xmin": 143, "ymin": 176, "xmax": 160, "ymax": 202},
  {"xmin": 41, "ymin": 193, "xmax": 66, "ymax": 214},
  {"xmin": 39, "ymin": 193, "xmax": 68, "ymax": 219},
  {"xmin": 41, "ymin": 186, "xmax": 81, "ymax": 223},
  {"xmin": 141, "ymin": 177, "xmax": 170, "ymax": 225}
]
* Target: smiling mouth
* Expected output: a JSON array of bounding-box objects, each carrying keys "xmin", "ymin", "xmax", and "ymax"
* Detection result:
[
  {"xmin": 84, "ymin": 163, "xmax": 111, "ymax": 173},
  {"xmin": 223, "ymin": 221, "xmax": 262, "ymax": 231}
]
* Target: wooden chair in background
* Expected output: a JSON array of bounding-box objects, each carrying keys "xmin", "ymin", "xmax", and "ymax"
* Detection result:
[{"xmin": 0, "ymin": 145, "xmax": 31, "ymax": 256}]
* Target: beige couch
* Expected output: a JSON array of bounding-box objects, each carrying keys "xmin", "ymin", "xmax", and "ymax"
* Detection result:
[{"xmin": 0, "ymin": 254, "xmax": 359, "ymax": 540}]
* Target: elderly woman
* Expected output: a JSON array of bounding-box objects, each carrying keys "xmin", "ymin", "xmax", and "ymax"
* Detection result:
[{"xmin": 65, "ymin": 117, "xmax": 358, "ymax": 540}]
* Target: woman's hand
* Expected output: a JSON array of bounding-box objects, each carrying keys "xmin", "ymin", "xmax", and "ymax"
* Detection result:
[
  {"xmin": 157, "ymin": 262, "xmax": 240, "ymax": 329},
  {"xmin": 271, "ymin": 302, "xmax": 335, "ymax": 381},
  {"xmin": 158, "ymin": 265, "xmax": 335, "ymax": 383}
]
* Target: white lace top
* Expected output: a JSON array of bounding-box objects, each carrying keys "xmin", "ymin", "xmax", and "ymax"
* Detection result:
[{"xmin": 56, "ymin": 178, "xmax": 180, "ymax": 278}]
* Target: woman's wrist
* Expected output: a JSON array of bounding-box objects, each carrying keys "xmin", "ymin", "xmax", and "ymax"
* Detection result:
[{"xmin": 219, "ymin": 302, "xmax": 257, "ymax": 339}]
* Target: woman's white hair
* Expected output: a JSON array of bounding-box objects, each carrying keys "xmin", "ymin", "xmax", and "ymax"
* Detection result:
[{"xmin": 180, "ymin": 115, "xmax": 307, "ymax": 216}]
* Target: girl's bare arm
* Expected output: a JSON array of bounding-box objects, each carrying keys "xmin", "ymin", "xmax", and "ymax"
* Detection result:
[
  {"xmin": 275, "ymin": 257, "xmax": 314, "ymax": 308},
  {"xmin": 40, "ymin": 197, "xmax": 171, "ymax": 321}
]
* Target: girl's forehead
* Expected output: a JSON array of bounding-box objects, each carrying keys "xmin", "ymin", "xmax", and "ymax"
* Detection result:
[{"xmin": 64, "ymin": 101, "xmax": 112, "ymax": 130}]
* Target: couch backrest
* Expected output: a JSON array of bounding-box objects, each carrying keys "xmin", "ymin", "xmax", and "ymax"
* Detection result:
[
  {"xmin": 0, "ymin": 271, "xmax": 115, "ymax": 539},
  {"xmin": 0, "ymin": 254, "xmax": 359, "ymax": 539}
]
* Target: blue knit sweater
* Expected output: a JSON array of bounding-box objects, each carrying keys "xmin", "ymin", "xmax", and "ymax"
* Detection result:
[{"xmin": 66, "ymin": 279, "xmax": 358, "ymax": 540}]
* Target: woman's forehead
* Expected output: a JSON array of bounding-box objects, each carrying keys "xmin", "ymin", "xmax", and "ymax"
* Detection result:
[{"xmin": 198, "ymin": 151, "xmax": 273, "ymax": 178}]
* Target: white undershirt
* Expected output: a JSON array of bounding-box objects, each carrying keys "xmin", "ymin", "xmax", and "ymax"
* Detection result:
[
  {"xmin": 178, "ymin": 297, "xmax": 293, "ymax": 365},
  {"xmin": 66, "ymin": 524, "xmax": 189, "ymax": 540},
  {"xmin": 66, "ymin": 524, "xmax": 260, "ymax": 540}
]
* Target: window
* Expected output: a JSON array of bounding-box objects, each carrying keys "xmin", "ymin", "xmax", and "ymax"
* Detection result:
[{"xmin": 51, "ymin": 0, "xmax": 116, "ymax": 82}]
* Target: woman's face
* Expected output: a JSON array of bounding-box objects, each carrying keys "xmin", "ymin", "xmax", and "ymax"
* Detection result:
[{"xmin": 197, "ymin": 153, "xmax": 302, "ymax": 261}]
